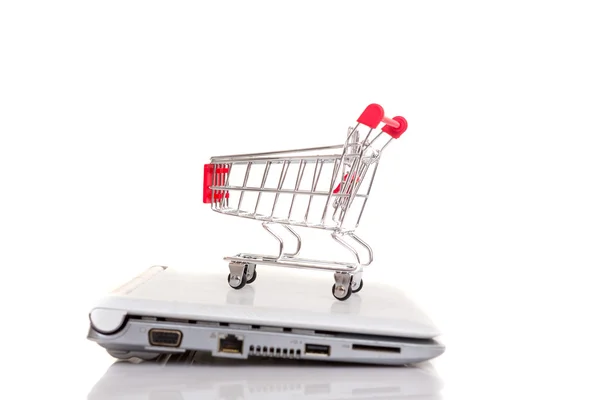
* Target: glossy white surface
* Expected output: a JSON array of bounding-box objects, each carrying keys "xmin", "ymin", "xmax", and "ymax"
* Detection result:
[
  {"xmin": 90, "ymin": 266, "xmax": 440, "ymax": 339},
  {"xmin": 88, "ymin": 353, "xmax": 443, "ymax": 400}
]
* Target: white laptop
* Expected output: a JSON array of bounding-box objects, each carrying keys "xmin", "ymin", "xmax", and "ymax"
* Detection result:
[
  {"xmin": 88, "ymin": 353, "xmax": 443, "ymax": 399},
  {"xmin": 87, "ymin": 265, "xmax": 444, "ymax": 366}
]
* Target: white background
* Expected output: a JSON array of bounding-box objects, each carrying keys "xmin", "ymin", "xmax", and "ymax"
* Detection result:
[{"xmin": 1, "ymin": 1, "xmax": 599, "ymax": 399}]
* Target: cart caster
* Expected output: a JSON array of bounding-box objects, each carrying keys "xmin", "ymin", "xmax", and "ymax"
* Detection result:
[
  {"xmin": 332, "ymin": 271, "xmax": 353, "ymax": 301},
  {"xmin": 351, "ymin": 279, "xmax": 363, "ymax": 293},
  {"xmin": 246, "ymin": 268, "xmax": 257, "ymax": 284},
  {"xmin": 245, "ymin": 263, "xmax": 257, "ymax": 284},
  {"xmin": 228, "ymin": 273, "xmax": 247, "ymax": 289},
  {"xmin": 332, "ymin": 283, "xmax": 352, "ymax": 301},
  {"xmin": 228, "ymin": 261, "xmax": 251, "ymax": 289}
]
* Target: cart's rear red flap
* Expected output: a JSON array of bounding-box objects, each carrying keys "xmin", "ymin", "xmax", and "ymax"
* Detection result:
[{"xmin": 203, "ymin": 164, "xmax": 229, "ymax": 203}]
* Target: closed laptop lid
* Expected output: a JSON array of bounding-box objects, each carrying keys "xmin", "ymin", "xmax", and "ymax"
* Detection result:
[{"xmin": 90, "ymin": 266, "xmax": 440, "ymax": 339}]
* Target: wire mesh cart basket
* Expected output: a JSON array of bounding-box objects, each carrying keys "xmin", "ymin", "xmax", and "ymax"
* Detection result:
[{"xmin": 203, "ymin": 103, "xmax": 408, "ymax": 300}]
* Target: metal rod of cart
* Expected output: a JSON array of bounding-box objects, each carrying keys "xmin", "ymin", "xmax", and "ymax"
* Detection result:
[{"xmin": 203, "ymin": 103, "xmax": 408, "ymax": 300}]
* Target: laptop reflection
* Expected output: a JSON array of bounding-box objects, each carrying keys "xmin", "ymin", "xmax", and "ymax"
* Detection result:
[{"xmin": 88, "ymin": 351, "xmax": 443, "ymax": 400}]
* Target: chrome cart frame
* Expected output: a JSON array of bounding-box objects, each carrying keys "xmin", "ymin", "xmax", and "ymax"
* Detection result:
[{"xmin": 203, "ymin": 103, "xmax": 408, "ymax": 300}]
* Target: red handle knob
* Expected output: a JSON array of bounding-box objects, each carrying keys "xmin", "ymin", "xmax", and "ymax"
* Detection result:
[
  {"xmin": 382, "ymin": 116, "xmax": 408, "ymax": 139},
  {"xmin": 357, "ymin": 103, "xmax": 386, "ymax": 129}
]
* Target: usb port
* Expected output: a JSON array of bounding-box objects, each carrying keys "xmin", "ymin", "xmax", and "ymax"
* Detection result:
[{"xmin": 304, "ymin": 343, "xmax": 330, "ymax": 356}]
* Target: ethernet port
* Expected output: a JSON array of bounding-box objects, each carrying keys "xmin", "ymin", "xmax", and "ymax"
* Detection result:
[{"xmin": 218, "ymin": 333, "xmax": 244, "ymax": 354}]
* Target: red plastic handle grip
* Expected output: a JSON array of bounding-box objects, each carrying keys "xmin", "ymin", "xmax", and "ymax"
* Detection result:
[
  {"xmin": 382, "ymin": 116, "xmax": 408, "ymax": 139},
  {"xmin": 357, "ymin": 104, "xmax": 386, "ymax": 129},
  {"xmin": 357, "ymin": 104, "xmax": 407, "ymax": 138}
]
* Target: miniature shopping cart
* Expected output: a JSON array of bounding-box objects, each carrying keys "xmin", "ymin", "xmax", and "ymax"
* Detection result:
[{"xmin": 202, "ymin": 103, "xmax": 408, "ymax": 301}]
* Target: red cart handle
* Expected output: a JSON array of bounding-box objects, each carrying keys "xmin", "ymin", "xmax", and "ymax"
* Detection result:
[
  {"xmin": 357, "ymin": 103, "xmax": 408, "ymax": 138},
  {"xmin": 381, "ymin": 116, "xmax": 408, "ymax": 139}
]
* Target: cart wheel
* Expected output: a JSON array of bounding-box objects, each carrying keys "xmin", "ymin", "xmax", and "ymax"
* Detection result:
[
  {"xmin": 351, "ymin": 279, "xmax": 363, "ymax": 293},
  {"xmin": 228, "ymin": 273, "xmax": 247, "ymax": 290},
  {"xmin": 332, "ymin": 283, "xmax": 352, "ymax": 301},
  {"xmin": 246, "ymin": 268, "xmax": 257, "ymax": 284}
]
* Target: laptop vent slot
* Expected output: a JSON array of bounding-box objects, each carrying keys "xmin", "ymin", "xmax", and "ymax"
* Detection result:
[{"xmin": 249, "ymin": 345, "xmax": 301, "ymax": 358}]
